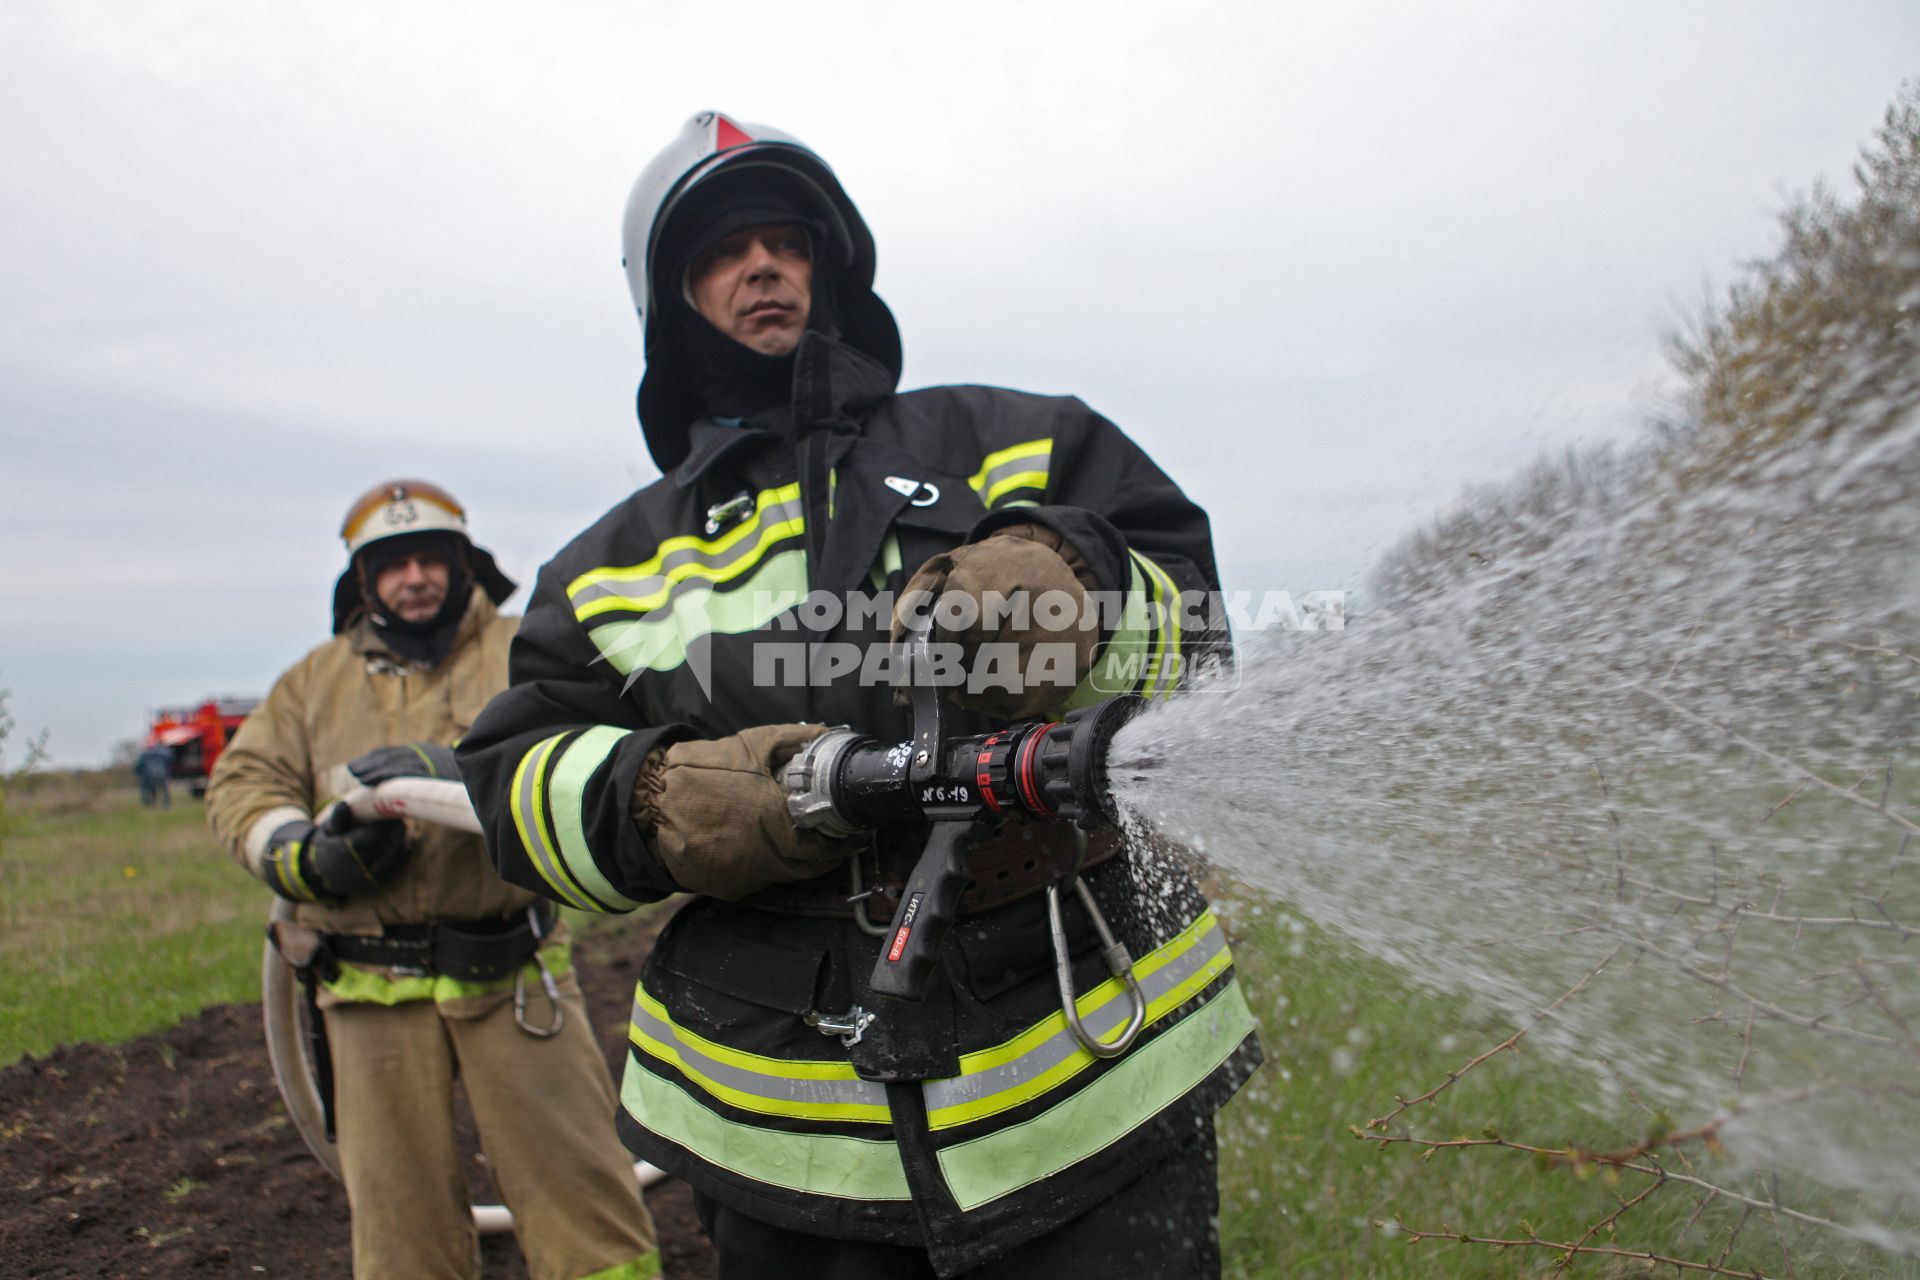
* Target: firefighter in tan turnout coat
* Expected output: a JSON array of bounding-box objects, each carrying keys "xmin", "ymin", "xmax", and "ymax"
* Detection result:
[{"xmin": 206, "ymin": 480, "xmax": 660, "ymax": 1280}]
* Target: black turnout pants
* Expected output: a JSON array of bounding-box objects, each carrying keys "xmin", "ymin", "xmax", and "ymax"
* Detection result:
[{"xmin": 691, "ymin": 1123, "xmax": 1222, "ymax": 1279}]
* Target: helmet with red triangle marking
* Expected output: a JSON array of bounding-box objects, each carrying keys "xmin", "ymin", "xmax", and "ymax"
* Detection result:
[
  {"xmin": 620, "ymin": 111, "xmax": 901, "ymax": 470},
  {"xmin": 623, "ymin": 112, "xmax": 865, "ymax": 341}
]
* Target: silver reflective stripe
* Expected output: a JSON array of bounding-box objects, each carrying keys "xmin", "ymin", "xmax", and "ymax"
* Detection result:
[
  {"xmin": 569, "ymin": 497, "xmax": 806, "ymax": 613},
  {"xmin": 921, "ymin": 918, "xmax": 1229, "ymax": 1123},
  {"xmin": 970, "ymin": 443, "xmax": 1052, "ymax": 507},
  {"xmin": 631, "ymin": 996, "xmax": 891, "ymax": 1122},
  {"xmin": 935, "ymin": 979, "xmax": 1258, "ymax": 1211},
  {"xmin": 621, "ymin": 1060, "xmax": 912, "ymax": 1201},
  {"xmin": 586, "ymin": 551, "xmax": 810, "ymax": 677}
]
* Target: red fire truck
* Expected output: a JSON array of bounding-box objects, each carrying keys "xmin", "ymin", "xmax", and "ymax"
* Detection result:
[{"xmin": 145, "ymin": 697, "xmax": 258, "ymax": 796}]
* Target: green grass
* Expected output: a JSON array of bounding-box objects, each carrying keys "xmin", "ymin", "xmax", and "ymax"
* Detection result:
[
  {"xmin": 2, "ymin": 780, "xmax": 1908, "ymax": 1275},
  {"xmin": 1211, "ymin": 892, "xmax": 1913, "ymax": 1278},
  {"xmin": 0, "ymin": 786, "xmax": 266, "ymax": 1065}
]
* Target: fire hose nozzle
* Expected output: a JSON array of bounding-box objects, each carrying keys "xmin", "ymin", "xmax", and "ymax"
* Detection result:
[{"xmin": 782, "ymin": 694, "xmax": 1147, "ymax": 836}]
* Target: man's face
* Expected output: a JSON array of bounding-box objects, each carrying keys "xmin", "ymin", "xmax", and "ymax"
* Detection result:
[
  {"xmin": 372, "ymin": 549, "xmax": 452, "ymax": 623},
  {"xmin": 687, "ymin": 221, "xmax": 812, "ymax": 356}
]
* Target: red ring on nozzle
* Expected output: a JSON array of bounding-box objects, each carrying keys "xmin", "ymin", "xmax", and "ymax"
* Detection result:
[
  {"xmin": 977, "ymin": 733, "xmax": 1004, "ymax": 814},
  {"xmin": 1014, "ymin": 725, "xmax": 1054, "ymax": 818}
]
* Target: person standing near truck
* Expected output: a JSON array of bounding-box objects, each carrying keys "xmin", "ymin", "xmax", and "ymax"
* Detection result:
[
  {"xmin": 135, "ymin": 742, "xmax": 172, "ymax": 808},
  {"xmin": 206, "ymin": 479, "xmax": 659, "ymax": 1280}
]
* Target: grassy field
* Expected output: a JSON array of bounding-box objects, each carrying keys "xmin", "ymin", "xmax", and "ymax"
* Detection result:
[
  {"xmin": 1211, "ymin": 893, "xmax": 1920, "ymax": 1278},
  {"xmin": 2, "ymin": 780, "xmax": 1903, "ymax": 1276},
  {"xmin": 0, "ymin": 778, "xmax": 267, "ymax": 1064}
]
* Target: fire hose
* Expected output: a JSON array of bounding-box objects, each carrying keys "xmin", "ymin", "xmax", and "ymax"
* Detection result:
[
  {"xmin": 259, "ymin": 776, "xmax": 667, "ymax": 1235},
  {"xmin": 781, "ymin": 627, "xmax": 1151, "ymax": 1057}
]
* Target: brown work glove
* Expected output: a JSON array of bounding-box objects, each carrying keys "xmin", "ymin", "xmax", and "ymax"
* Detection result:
[
  {"xmin": 891, "ymin": 523, "xmax": 1103, "ymax": 721},
  {"xmin": 632, "ymin": 724, "xmax": 858, "ymax": 901}
]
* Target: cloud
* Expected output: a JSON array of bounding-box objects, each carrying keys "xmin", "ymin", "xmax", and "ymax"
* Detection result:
[{"xmin": 3, "ymin": 0, "xmax": 1915, "ymax": 762}]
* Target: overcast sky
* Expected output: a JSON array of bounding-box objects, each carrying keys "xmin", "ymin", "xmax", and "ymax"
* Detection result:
[{"xmin": 2, "ymin": 0, "xmax": 1914, "ymax": 766}]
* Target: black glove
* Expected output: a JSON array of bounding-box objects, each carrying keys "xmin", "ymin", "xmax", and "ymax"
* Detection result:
[
  {"xmin": 346, "ymin": 741, "xmax": 461, "ymax": 786},
  {"xmin": 261, "ymin": 807, "xmax": 412, "ymax": 903}
]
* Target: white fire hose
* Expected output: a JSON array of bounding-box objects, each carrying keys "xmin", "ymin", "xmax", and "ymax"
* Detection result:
[{"xmin": 261, "ymin": 776, "xmax": 667, "ymax": 1234}]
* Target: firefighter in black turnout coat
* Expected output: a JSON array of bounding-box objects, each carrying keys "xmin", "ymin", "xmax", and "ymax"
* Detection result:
[{"xmin": 459, "ymin": 112, "xmax": 1262, "ymax": 1277}]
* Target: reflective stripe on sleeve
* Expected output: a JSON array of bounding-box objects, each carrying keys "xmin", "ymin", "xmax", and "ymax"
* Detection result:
[
  {"xmin": 620, "ymin": 1059, "xmax": 913, "ymax": 1202},
  {"xmin": 922, "ymin": 909, "xmax": 1234, "ymax": 1130},
  {"xmin": 545, "ymin": 726, "xmax": 643, "ymax": 911},
  {"xmin": 1130, "ymin": 549, "xmax": 1184, "ymax": 698},
  {"xmin": 968, "ymin": 439, "xmax": 1052, "ymax": 509},
  {"xmin": 934, "ymin": 978, "xmax": 1257, "ymax": 1212},
  {"xmin": 508, "ymin": 733, "xmax": 634, "ymax": 912},
  {"xmin": 243, "ymin": 804, "xmax": 309, "ymax": 880},
  {"xmin": 629, "ymin": 988, "xmax": 891, "ymax": 1124}
]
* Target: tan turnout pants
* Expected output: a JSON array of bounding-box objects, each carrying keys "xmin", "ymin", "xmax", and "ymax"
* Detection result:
[{"xmin": 325, "ymin": 973, "xmax": 658, "ymax": 1280}]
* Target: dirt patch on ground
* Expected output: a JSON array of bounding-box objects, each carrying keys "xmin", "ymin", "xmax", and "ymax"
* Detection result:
[{"xmin": 0, "ymin": 922, "xmax": 716, "ymax": 1279}]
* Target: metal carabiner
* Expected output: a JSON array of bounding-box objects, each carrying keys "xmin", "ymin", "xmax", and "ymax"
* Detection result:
[
  {"xmin": 514, "ymin": 955, "xmax": 565, "ymax": 1038},
  {"xmin": 804, "ymin": 1006, "xmax": 876, "ymax": 1048},
  {"xmin": 513, "ymin": 904, "xmax": 564, "ymax": 1038},
  {"xmin": 1047, "ymin": 875, "xmax": 1147, "ymax": 1060}
]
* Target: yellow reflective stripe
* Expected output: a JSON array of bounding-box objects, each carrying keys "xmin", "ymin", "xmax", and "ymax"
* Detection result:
[
  {"xmin": 274, "ymin": 839, "xmax": 318, "ymax": 901},
  {"xmin": 569, "ymin": 483, "xmax": 801, "ymax": 592},
  {"xmin": 322, "ymin": 943, "xmax": 574, "ymax": 1005},
  {"xmin": 547, "ymin": 726, "xmax": 643, "ymax": 912},
  {"xmin": 983, "ymin": 469, "xmax": 1048, "ymax": 506},
  {"xmin": 956, "ymin": 909, "xmax": 1219, "ymax": 1078},
  {"xmin": 573, "ymin": 515, "xmax": 806, "ymax": 621},
  {"xmin": 629, "ymin": 988, "xmax": 890, "ymax": 1124},
  {"xmin": 924, "ymin": 911, "xmax": 1232, "ymax": 1130},
  {"xmin": 869, "ymin": 530, "xmax": 902, "ymax": 590},
  {"xmin": 969, "ymin": 439, "xmax": 1053, "ymax": 508},
  {"xmin": 935, "ymin": 979, "xmax": 1256, "ymax": 1212},
  {"xmin": 568, "ymin": 484, "xmax": 804, "ymax": 620},
  {"xmin": 586, "ymin": 550, "xmax": 809, "ymax": 677},
  {"xmin": 632, "ymin": 990, "xmax": 863, "ymax": 1081},
  {"xmin": 1130, "ymin": 550, "xmax": 1183, "ymax": 698},
  {"xmin": 579, "ymin": 1250, "xmax": 661, "ymax": 1280},
  {"xmin": 621, "ymin": 1059, "xmax": 913, "ymax": 1202},
  {"xmin": 509, "ymin": 734, "xmax": 597, "ymax": 911}
]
